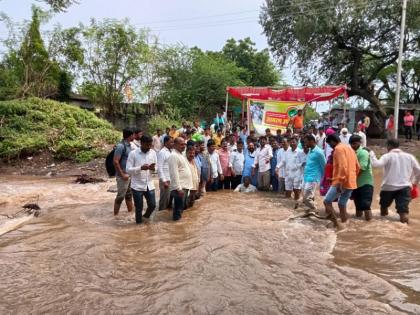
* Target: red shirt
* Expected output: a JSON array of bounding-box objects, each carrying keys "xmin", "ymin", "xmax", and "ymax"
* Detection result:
[{"xmin": 404, "ymin": 114, "xmax": 414, "ymax": 127}]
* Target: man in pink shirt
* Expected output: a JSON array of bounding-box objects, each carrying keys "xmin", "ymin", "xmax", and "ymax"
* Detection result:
[
  {"xmin": 218, "ymin": 139, "xmax": 232, "ymax": 189},
  {"xmin": 403, "ymin": 110, "xmax": 414, "ymax": 142}
]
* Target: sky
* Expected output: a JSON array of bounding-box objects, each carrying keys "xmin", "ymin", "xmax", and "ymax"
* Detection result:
[
  {"xmin": 1, "ymin": 0, "xmax": 268, "ymax": 49},
  {"xmin": 0, "ymin": 0, "xmax": 297, "ymax": 82}
]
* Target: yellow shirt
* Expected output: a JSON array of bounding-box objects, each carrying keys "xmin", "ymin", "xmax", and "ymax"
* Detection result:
[{"xmin": 213, "ymin": 135, "xmax": 224, "ymax": 148}]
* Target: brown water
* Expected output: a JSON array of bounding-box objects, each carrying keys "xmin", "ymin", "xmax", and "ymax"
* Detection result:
[{"xmin": 0, "ymin": 175, "xmax": 419, "ymax": 314}]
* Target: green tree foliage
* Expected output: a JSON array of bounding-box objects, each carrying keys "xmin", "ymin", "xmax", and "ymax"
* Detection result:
[
  {"xmin": 0, "ymin": 6, "xmax": 73, "ymax": 100},
  {"xmin": 303, "ymin": 106, "xmax": 319, "ymax": 124},
  {"xmin": 157, "ymin": 46, "xmax": 244, "ymax": 119},
  {"xmin": 260, "ymin": 0, "xmax": 420, "ymax": 127},
  {"xmin": 222, "ymin": 37, "xmax": 280, "ymax": 86},
  {"xmin": 74, "ymin": 19, "xmax": 149, "ymax": 115},
  {"xmin": 42, "ymin": 0, "xmax": 78, "ymax": 12}
]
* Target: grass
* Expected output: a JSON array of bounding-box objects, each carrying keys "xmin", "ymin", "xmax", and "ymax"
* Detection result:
[{"xmin": 0, "ymin": 98, "xmax": 120, "ymax": 163}]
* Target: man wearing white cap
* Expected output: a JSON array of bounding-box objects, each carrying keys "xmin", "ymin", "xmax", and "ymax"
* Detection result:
[{"xmin": 339, "ymin": 128, "xmax": 350, "ymax": 146}]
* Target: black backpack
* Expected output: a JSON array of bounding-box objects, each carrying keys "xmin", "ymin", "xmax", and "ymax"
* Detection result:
[{"xmin": 105, "ymin": 141, "xmax": 127, "ymax": 177}]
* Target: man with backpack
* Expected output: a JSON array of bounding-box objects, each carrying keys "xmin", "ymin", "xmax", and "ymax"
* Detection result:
[{"xmin": 113, "ymin": 128, "xmax": 134, "ymax": 216}]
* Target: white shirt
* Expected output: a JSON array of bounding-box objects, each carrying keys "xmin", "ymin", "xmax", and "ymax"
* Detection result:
[
  {"xmin": 316, "ymin": 133, "xmax": 326, "ymax": 148},
  {"xmin": 229, "ymin": 150, "xmax": 245, "ymax": 175},
  {"xmin": 234, "ymin": 184, "xmax": 257, "ymax": 193},
  {"xmin": 203, "ymin": 135, "xmax": 211, "ymax": 149},
  {"xmin": 370, "ymin": 149, "xmax": 420, "ymax": 191},
  {"xmin": 353, "ymin": 131, "xmax": 367, "ymax": 147},
  {"xmin": 281, "ymin": 148, "xmax": 305, "ymax": 179},
  {"xmin": 325, "ymin": 143, "xmax": 333, "ymax": 160},
  {"xmin": 130, "ymin": 139, "xmax": 140, "ymax": 151},
  {"xmin": 275, "ymin": 147, "xmax": 290, "ymax": 178},
  {"xmin": 253, "ymin": 144, "xmax": 273, "ymax": 173},
  {"xmin": 126, "ymin": 149, "xmax": 157, "ymax": 191},
  {"xmin": 339, "ymin": 134, "xmax": 350, "ymax": 145},
  {"xmin": 168, "ymin": 150, "xmax": 193, "ymax": 191},
  {"xmin": 209, "ymin": 151, "xmax": 223, "ymax": 178},
  {"xmin": 152, "ymin": 135, "xmax": 162, "ymax": 152},
  {"xmin": 157, "ymin": 146, "xmax": 171, "ymax": 182},
  {"xmin": 228, "ymin": 143, "xmax": 237, "ymax": 153}
]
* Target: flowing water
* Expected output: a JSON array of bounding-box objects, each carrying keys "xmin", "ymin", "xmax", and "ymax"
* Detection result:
[{"xmin": 0, "ymin": 174, "xmax": 419, "ymax": 314}]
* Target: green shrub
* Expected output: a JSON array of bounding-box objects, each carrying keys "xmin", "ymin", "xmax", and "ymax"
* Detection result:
[{"xmin": 0, "ymin": 98, "xmax": 120, "ymax": 162}]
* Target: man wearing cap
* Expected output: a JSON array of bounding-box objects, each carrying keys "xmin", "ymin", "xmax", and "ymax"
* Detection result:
[{"xmin": 339, "ymin": 128, "xmax": 350, "ymax": 145}]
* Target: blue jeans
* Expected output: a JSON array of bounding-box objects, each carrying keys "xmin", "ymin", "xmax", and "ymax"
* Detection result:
[
  {"xmin": 132, "ymin": 188, "xmax": 156, "ymax": 224},
  {"xmin": 271, "ymin": 175, "xmax": 279, "ymax": 192},
  {"xmin": 171, "ymin": 189, "xmax": 187, "ymax": 221},
  {"xmin": 324, "ymin": 185, "xmax": 353, "ymax": 208},
  {"xmin": 208, "ymin": 178, "xmax": 219, "ymax": 191}
]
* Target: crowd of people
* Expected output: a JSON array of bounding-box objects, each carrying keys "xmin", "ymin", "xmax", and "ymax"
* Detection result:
[{"xmin": 111, "ymin": 112, "xmax": 420, "ymax": 226}]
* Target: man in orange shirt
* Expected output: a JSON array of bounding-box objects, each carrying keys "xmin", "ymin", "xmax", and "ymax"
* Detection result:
[
  {"xmin": 289, "ymin": 109, "xmax": 304, "ymax": 133},
  {"xmin": 323, "ymin": 134, "xmax": 360, "ymax": 227}
]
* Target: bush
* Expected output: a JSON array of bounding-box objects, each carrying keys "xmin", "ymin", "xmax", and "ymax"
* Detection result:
[
  {"xmin": 0, "ymin": 98, "xmax": 120, "ymax": 162},
  {"xmin": 147, "ymin": 114, "xmax": 181, "ymax": 134}
]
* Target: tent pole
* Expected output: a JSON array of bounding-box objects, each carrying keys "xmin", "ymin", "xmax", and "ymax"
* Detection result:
[
  {"xmin": 247, "ymin": 99, "xmax": 251, "ymax": 135},
  {"xmin": 241, "ymin": 99, "xmax": 245, "ymax": 126},
  {"xmin": 224, "ymin": 91, "xmax": 229, "ymax": 135}
]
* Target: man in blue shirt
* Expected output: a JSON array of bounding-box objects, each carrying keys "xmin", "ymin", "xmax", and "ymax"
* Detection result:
[{"xmin": 302, "ymin": 134, "xmax": 327, "ymax": 210}]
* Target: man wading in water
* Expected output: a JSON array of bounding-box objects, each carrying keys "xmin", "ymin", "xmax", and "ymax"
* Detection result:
[
  {"xmin": 126, "ymin": 135, "xmax": 157, "ymax": 224},
  {"xmin": 323, "ymin": 134, "xmax": 360, "ymax": 227},
  {"xmin": 349, "ymin": 135, "xmax": 373, "ymax": 221},
  {"xmin": 168, "ymin": 137, "xmax": 193, "ymax": 221},
  {"xmin": 113, "ymin": 128, "xmax": 134, "ymax": 216},
  {"xmin": 370, "ymin": 139, "xmax": 420, "ymax": 223}
]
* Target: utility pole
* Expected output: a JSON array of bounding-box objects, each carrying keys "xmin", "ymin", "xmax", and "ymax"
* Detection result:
[{"xmin": 394, "ymin": 0, "xmax": 408, "ymax": 139}]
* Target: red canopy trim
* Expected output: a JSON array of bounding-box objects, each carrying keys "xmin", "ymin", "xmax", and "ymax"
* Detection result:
[{"xmin": 227, "ymin": 86, "xmax": 347, "ymax": 103}]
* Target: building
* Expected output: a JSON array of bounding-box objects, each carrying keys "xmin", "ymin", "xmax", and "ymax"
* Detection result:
[{"xmin": 68, "ymin": 93, "xmax": 94, "ymax": 111}]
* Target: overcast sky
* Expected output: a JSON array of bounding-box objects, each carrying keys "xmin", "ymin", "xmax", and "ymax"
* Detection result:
[{"xmin": 0, "ymin": 0, "xmax": 297, "ymax": 83}]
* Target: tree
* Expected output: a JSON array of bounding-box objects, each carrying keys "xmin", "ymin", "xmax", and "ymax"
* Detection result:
[
  {"xmin": 260, "ymin": 0, "xmax": 420, "ymax": 130},
  {"xmin": 222, "ymin": 37, "xmax": 280, "ymax": 86},
  {"xmin": 41, "ymin": 0, "xmax": 78, "ymax": 12},
  {"xmin": 157, "ymin": 46, "xmax": 244, "ymax": 119},
  {"xmin": 0, "ymin": 6, "xmax": 70, "ymax": 99},
  {"xmin": 75, "ymin": 19, "xmax": 149, "ymax": 115}
]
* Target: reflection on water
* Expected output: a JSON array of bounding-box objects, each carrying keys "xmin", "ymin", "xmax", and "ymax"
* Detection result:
[{"xmin": 0, "ymin": 175, "xmax": 419, "ymax": 314}]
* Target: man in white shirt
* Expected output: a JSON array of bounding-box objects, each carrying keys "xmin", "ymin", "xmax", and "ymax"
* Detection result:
[
  {"xmin": 229, "ymin": 140, "xmax": 245, "ymax": 190},
  {"xmin": 203, "ymin": 127, "xmax": 212, "ymax": 149},
  {"xmin": 168, "ymin": 137, "xmax": 193, "ymax": 221},
  {"xmin": 193, "ymin": 121, "xmax": 204, "ymax": 134},
  {"xmin": 252, "ymin": 136, "xmax": 273, "ymax": 191},
  {"xmin": 280, "ymin": 137, "xmax": 305, "ymax": 203},
  {"xmin": 353, "ymin": 124, "xmax": 367, "ymax": 147},
  {"xmin": 339, "ymin": 128, "xmax": 350, "ymax": 145},
  {"xmin": 316, "ymin": 128, "xmax": 326, "ymax": 149},
  {"xmin": 370, "ymin": 139, "xmax": 420, "ymax": 223},
  {"xmin": 130, "ymin": 129, "xmax": 142, "ymax": 151},
  {"xmin": 234, "ymin": 176, "xmax": 257, "ymax": 193},
  {"xmin": 126, "ymin": 135, "xmax": 157, "ymax": 224},
  {"xmin": 207, "ymin": 139, "xmax": 224, "ymax": 191},
  {"xmin": 152, "ymin": 129, "xmax": 163, "ymax": 152},
  {"xmin": 275, "ymin": 138, "xmax": 290, "ymax": 195},
  {"xmin": 157, "ymin": 136, "xmax": 173, "ymax": 211}
]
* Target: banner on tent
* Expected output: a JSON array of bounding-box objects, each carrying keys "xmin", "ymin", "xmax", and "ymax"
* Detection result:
[{"xmin": 249, "ymin": 99, "xmax": 305, "ymax": 135}]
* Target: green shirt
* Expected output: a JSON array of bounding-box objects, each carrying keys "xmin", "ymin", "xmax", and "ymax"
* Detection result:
[{"xmin": 356, "ymin": 147, "xmax": 373, "ymax": 187}]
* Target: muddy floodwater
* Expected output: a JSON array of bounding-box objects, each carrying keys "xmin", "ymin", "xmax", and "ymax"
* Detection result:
[{"xmin": 0, "ymin": 174, "xmax": 419, "ymax": 314}]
